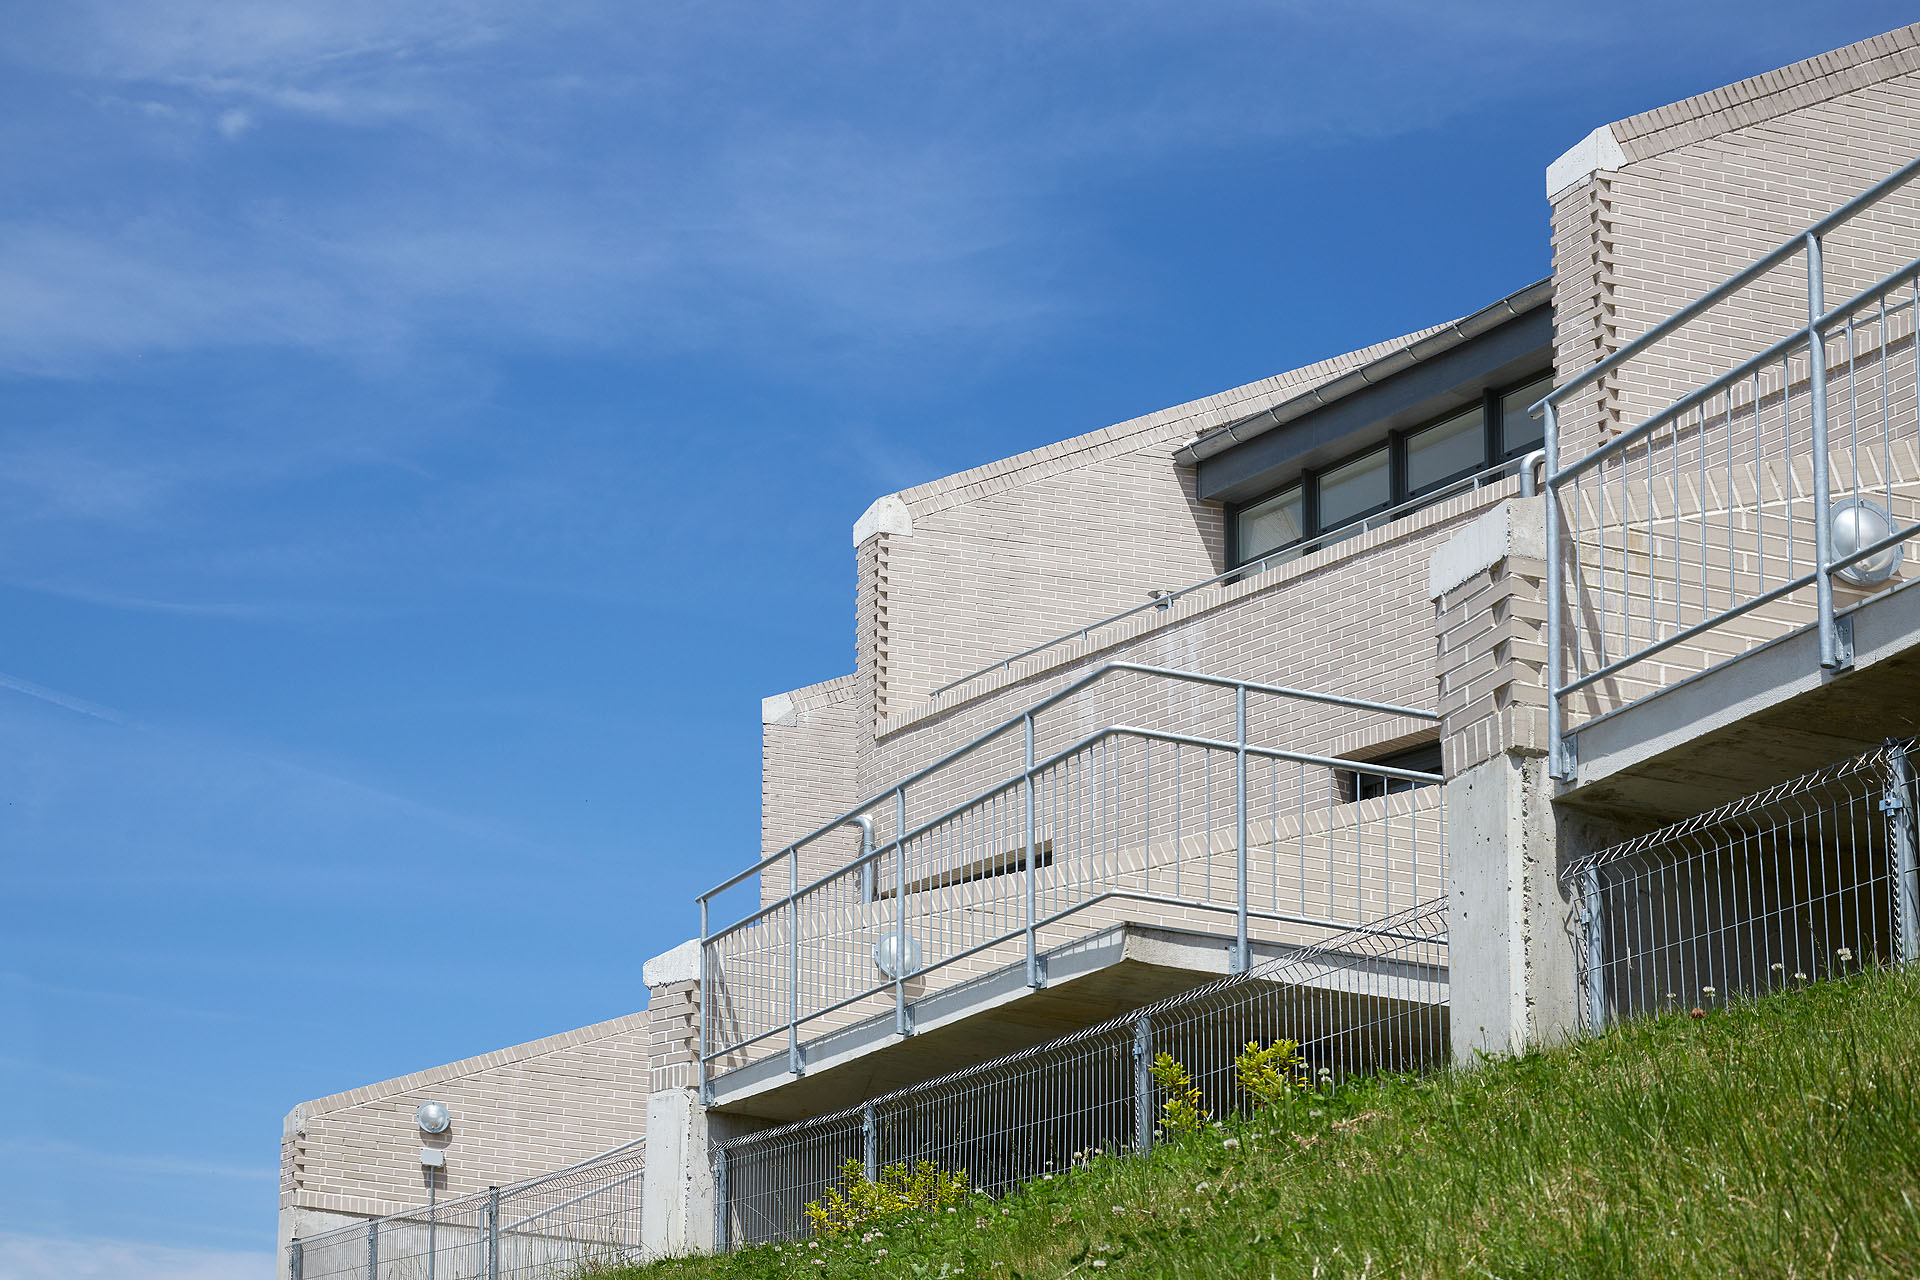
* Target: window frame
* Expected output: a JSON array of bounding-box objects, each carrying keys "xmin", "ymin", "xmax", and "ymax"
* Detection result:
[{"xmin": 1226, "ymin": 371, "xmax": 1552, "ymax": 571}]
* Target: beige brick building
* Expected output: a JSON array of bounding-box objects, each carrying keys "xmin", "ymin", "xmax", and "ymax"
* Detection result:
[{"xmin": 285, "ymin": 23, "xmax": 1920, "ymax": 1269}]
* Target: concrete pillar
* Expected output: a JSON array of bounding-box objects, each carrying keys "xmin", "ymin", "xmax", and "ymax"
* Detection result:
[
  {"xmin": 640, "ymin": 939, "xmax": 719, "ymax": 1256},
  {"xmin": 1430, "ymin": 497, "xmax": 1582, "ymax": 1061}
]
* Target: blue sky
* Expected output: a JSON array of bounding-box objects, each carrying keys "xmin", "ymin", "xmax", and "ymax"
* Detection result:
[{"xmin": 1, "ymin": 3, "xmax": 1913, "ymax": 1276}]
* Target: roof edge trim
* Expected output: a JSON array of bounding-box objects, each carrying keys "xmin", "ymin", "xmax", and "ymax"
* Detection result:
[{"xmin": 1174, "ymin": 278, "xmax": 1554, "ymax": 468}]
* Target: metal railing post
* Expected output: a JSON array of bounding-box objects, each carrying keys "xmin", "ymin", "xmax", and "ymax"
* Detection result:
[
  {"xmin": 698, "ymin": 896, "xmax": 711, "ymax": 1105},
  {"xmin": 894, "ymin": 787, "xmax": 911, "ymax": 1036},
  {"xmin": 861, "ymin": 1102, "xmax": 880, "ymax": 1182},
  {"xmin": 1808, "ymin": 232, "xmax": 1847, "ymax": 670},
  {"xmin": 288, "ymin": 1239, "xmax": 303, "ymax": 1280},
  {"xmin": 1233, "ymin": 684, "xmax": 1250, "ymax": 973},
  {"xmin": 1885, "ymin": 740, "xmax": 1920, "ymax": 966},
  {"xmin": 1581, "ymin": 867, "xmax": 1606, "ymax": 1033},
  {"xmin": 1024, "ymin": 712, "xmax": 1041, "ymax": 988},
  {"xmin": 1132, "ymin": 1012, "xmax": 1153, "ymax": 1153},
  {"xmin": 1544, "ymin": 399, "xmax": 1571, "ymax": 781},
  {"xmin": 366, "ymin": 1219, "xmax": 377, "ymax": 1280},
  {"xmin": 788, "ymin": 852, "xmax": 802, "ymax": 1076},
  {"xmin": 486, "ymin": 1186, "xmax": 500, "ymax": 1280}
]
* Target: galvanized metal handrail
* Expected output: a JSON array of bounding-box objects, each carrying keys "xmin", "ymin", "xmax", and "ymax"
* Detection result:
[
  {"xmin": 925, "ymin": 452, "xmax": 1542, "ymax": 705},
  {"xmin": 1540, "ymin": 152, "xmax": 1920, "ymax": 780},
  {"xmin": 699, "ymin": 661, "xmax": 1443, "ymax": 1098}
]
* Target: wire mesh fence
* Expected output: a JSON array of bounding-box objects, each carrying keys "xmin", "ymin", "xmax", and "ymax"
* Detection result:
[
  {"xmin": 292, "ymin": 1140, "xmax": 646, "ymax": 1280},
  {"xmin": 713, "ymin": 898, "xmax": 1448, "ymax": 1249},
  {"xmin": 1564, "ymin": 739, "xmax": 1920, "ymax": 1031}
]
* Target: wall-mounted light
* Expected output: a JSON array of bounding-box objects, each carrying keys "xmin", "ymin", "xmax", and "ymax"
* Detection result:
[
  {"xmin": 1830, "ymin": 498, "xmax": 1905, "ymax": 586},
  {"xmin": 873, "ymin": 932, "xmax": 923, "ymax": 979},
  {"xmin": 415, "ymin": 1100, "xmax": 451, "ymax": 1135}
]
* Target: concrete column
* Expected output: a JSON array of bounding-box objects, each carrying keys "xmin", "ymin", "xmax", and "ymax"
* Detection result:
[
  {"xmin": 1430, "ymin": 497, "xmax": 1582, "ymax": 1061},
  {"xmin": 641, "ymin": 939, "xmax": 719, "ymax": 1256}
]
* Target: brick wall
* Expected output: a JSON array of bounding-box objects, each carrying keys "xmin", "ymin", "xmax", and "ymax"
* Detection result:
[
  {"xmin": 281, "ymin": 1013, "xmax": 650, "ymax": 1222},
  {"xmin": 762, "ymin": 674, "xmax": 863, "ymax": 901},
  {"xmin": 856, "ymin": 325, "xmax": 1454, "ymax": 726},
  {"xmin": 1549, "ymin": 24, "xmax": 1920, "ymax": 455}
]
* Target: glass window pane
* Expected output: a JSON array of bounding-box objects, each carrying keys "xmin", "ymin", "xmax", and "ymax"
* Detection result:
[
  {"xmin": 1237, "ymin": 485, "xmax": 1302, "ymax": 564},
  {"xmin": 1406, "ymin": 405, "xmax": 1486, "ymax": 494},
  {"xmin": 1316, "ymin": 448, "xmax": 1389, "ymax": 529},
  {"xmin": 1500, "ymin": 376, "xmax": 1553, "ymax": 455}
]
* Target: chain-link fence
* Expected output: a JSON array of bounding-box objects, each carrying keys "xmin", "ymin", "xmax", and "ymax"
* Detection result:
[
  {"xmin": 292, "ymin": 1139, "xmax": 646, "ymax": 1280},
  {"xmin": 1564, "ymin": 738, "xmax": 1920, "ymax": 1031},
  {"xmin": 714, "ymin": 899, "xmax": 1448, "ymax": 1248}
]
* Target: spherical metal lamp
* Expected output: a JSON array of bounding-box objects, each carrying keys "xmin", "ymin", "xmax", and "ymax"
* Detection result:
[
  {"xmin": 415, "ymin": 1100, "xmax": 452, "ymax": 1135},
  {"xmin": 1830, "ymin": 498, "xmax": 1905, "ymax": 587},
  {"xmin": 873, "ymin": 932, "xmax": 923, "ymax": 979}
]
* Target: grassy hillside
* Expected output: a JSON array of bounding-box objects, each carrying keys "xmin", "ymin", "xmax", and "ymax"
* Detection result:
[{"xmin": 615, "ymin": 968, "xmax": 1920, "ymax": 1279}]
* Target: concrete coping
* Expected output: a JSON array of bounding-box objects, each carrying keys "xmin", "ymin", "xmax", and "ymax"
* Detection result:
[
  {"xmin": 1428, "ymin": 497, "xmax": 1546, "ymax": 601},
  {"xmin": 643, "ymin": 938, "xmax": 703, "ymax": 989}
]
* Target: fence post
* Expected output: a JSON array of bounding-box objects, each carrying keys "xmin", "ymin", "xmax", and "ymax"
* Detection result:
[
  {"xmin": 486, "ymin": 1186, "xmax": 500, "ymax": 1280},
  {"xmin": 1807, "ymin": 232, "xmax": 1850, "ymax": 671},
  {"xmin": 1581, "ymin": 867, "xmax": 1606, "ymax": 1033},
  {"xmin": 789, "ymin": 850, "xmax": 802, "ymax": 1076},
  {"xmin": 862, "ymin": 1103, "xmax": 880, "ymax": 1183},
  {"xmin": 1233, "ymin": 684, "xmax": 1250, "ymax": 973},
  {"xmin": 1024, "ymin": 712, "xmax": 1041, "ymax": 988},
  {"xmin": 714, "ymin": 1146, "xmax": 731, "ymax": 1254},
  {"xmin": 1132, "ymin": 1012, "xmax": 1153, "ymax": 1153},
  {"xmin": 288, "ymin": 1239, "xmax": 303, "ymax": 1280},
  {"xmin": 894, "ymin": 787, "xmax": 912, "ymax": 1036},
  {"xmin": 366, "ymin": 1219, "xmax": 377, "ymax": 1280},
  {"xmin": 1885, "ymin": 740, "xmax": 1919, "ymax": 965}
]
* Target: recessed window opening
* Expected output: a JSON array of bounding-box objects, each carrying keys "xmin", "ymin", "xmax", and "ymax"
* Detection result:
[
  {"xmin": 1228, "ymin": 372, "xmax": 1554, "ymax": 572},
  {"xmin": 1342, "ymin": 740, "xmax": 1444, "ymax": 804}
]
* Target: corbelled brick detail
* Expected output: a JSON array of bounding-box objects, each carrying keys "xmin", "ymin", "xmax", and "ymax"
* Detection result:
[
  {"xmin": 648, "ymin": 979, "xmax": 700, "ymax": 1093},
  {"xmin": 1434, "ymin": 550, "xmax": 1549, "ymax": 777}
]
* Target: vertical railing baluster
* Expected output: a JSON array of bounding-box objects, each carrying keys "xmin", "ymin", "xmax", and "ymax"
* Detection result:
[
  {"xmin": 1808, "ymin": 232, "xmax": 1844, "ymax": 669},
  {"xmin": 1024, "ymin": 713, "xmax": 1041, "ymax": 988},
  {"xmin": 1233, "ymin": 684, "xmax": 1249, "ymax": 973},
  {"xmin": 894, "ymin": 787, "xmax": 911, "ymax": 1035},
  {"xmin": 788, "ymin": 850, "xmax": 801, "ymax": 1076}
]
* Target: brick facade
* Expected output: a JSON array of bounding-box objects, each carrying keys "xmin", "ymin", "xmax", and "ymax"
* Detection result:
[{"xmin": 281, "ymin": 1013, "xmax": 650, "ymax": 1222}]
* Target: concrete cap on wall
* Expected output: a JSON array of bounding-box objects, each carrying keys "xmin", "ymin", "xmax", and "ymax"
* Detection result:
[
  {"xmin": 762, "ymin": 692, "xmax": 798, "ymax": 726},
  {"xmin": 1429, "ymin": 498, "xmax": 1547, "ymax": 600},
  {"xmin": 1547, "ymin": 124, "xmax": 1626, "ymax": 200},
  {"xmin": 643, "ymin": 938, "xmax": 702, "ymax": 989},
  {"xmin": 852, "ymin": 494, "xmax": 913, "ymax": 546}
]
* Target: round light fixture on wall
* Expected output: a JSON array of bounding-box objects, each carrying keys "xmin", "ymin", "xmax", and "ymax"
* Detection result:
[
  {"xmin": 1830, "ymin": 498, "xmax": 1905, "ymax": 587},
  {"xmin": 415, "ymin": 1100, "xmax": 452, "ymax": 1135},
  {"xmin": 873, "ymin": 932, "xmax": 923, "ymax": 979}
]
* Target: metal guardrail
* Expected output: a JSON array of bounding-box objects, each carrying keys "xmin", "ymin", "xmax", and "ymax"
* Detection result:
[
  {"xmin": 698, "ymin": 663, "xmax": 1444, "ymax": 1098},
  {"xmin": 712, "ymin": 897, "xmax": 1448, "ymax": 1249},
  {"xmin": 1563, "ymin": 739, "xmax": 1920, "ymax": 1032},
  {"xmin": 1541, "ymin": 153, "xmax": 1920, "ymax": 780},
  {"xmin": 926, "ymin": 452, "xmax": 1542, "ymax": 705},
  {"xmin": 290, "ymin": 1139, "xmax": 645, "ymax": 1280}
]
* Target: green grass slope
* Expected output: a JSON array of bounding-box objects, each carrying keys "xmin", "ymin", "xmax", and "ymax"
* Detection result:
[{"xmin": 619, "ymin": 968, "xmax": 1920, "ymax": 1279}]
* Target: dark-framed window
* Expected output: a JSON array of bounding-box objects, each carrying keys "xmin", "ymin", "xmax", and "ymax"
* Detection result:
[
  {"xmin": 1228, "ymin": 372, "xmax": 1553, "ymax": 570},
  {"xmin": 1342, "ymin": 739, "xmax": 1444, "ymax": 803}
]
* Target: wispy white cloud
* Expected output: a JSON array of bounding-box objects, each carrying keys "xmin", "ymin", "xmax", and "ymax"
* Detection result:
[
  {"xmin": 0, "ymin": 1142, "xmax": 272, "ymax": 1183},
  {"xmin": 0, "ymin": 1232, "xmax": 272, "ymax": 1280},
  {"xmin": 0, "ymin": 672, "xmax": 124, "ymax": 723}
]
